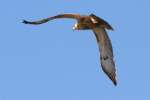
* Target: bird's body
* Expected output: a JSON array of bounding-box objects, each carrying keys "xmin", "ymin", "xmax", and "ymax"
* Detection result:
[{"xmin": 23, "ymin": 13, "xmax": 117, "ymax": 86}]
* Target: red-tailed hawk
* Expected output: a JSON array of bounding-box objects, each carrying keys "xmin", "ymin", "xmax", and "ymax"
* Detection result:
[{"xmin": 23, "ymin": 13, "xmax": 117, "ymax": 86}]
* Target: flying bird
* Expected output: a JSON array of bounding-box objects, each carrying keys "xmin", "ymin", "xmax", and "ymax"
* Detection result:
[{"xmin": 23, "ymin": 13, "xmax": 117, "ymax": 86}]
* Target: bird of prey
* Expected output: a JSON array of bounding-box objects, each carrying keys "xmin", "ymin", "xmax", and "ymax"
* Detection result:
[{"xmin": 23, "ymin": 13, "xmax": 117, "ymax": 86}]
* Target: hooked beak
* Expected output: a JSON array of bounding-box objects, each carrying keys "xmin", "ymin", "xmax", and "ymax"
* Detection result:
[
  {"xmin": 72, "ymin": 26, "xmax": 76, "ymax": 30},
  {"xmin": 72, "ymin": 23, "xmax": 78, "ymax": 31}
]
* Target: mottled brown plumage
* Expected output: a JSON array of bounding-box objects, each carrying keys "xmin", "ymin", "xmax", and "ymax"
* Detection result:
[{"xmin": 23, "ymin": 13, "xmax": 117, "ymax": 86}]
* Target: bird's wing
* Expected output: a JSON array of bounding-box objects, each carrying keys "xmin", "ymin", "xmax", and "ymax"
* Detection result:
[
  {"xmin": 90, "ymin": 14, "xmax": 114, "ymax": 30},
  {"xmin": 92, "ymin": 27, "xmax": 117, "ymax": 86},
  {"xmin": 23, "ymin": 14, "xmax": 82, "ymax": 25}
]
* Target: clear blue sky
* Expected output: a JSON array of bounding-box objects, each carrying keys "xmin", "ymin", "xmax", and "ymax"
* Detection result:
[{"xmin": 0, "ymin": 0, "xmax": 150, "ymax": 100}]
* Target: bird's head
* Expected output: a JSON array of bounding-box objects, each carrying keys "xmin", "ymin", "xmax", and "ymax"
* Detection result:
[
  {"xmin": 72, "ymin": 23, "xmax": 79, "ymax": 30},
  {"xmin": 73, "ymin": 23, "xmax": 91, "ymax": 30}
]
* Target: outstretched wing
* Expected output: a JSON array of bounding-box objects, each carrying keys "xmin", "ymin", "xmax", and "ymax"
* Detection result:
[
  {"xmin": 90, "ymin": 14, "xmax": 114, "ymax": 30},
  {"xmin": 23, "ymin": 14, "xmax": 82, "ymax": 25},
  {"xmin": 92, "ymin": 27, "xmax": 117, "ymax": 86}
]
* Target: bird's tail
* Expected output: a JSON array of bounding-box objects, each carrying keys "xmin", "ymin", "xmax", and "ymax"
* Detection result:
[{"xmin": 90, "ymin": 14, "xmax": 114, "ymax": 30}]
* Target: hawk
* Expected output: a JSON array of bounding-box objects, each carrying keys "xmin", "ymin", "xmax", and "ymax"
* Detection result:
[{"xmin": 23, "ymin": 13, "xmax": 117, "ymax": 86}]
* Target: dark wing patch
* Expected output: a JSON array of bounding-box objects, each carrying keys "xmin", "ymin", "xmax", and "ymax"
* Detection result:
[{"xmin": 102, "ymin": 56, "xmax": 109, "ymax": 60}]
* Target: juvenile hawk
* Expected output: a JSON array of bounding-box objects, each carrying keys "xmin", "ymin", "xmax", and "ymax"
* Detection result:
[{"xmin": 23, "ymin": 13, "xmax": 117, "ymax": 86}]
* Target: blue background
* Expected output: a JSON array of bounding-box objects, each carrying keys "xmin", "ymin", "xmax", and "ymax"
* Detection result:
[{"xmin": 0, "ymin": 0, "xmax": 150, "ymax": 100}]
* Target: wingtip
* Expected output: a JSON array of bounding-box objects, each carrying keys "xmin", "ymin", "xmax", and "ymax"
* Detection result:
[
  {"xmin": 109, "ymin": 27, "xmax": 114, "ymax": 31},
  {"xmin": 111, "ymin": 75, "xmax": 117, "ymax": 86},
  {"xmin": 106, "ymin": 72, "xmax": 117, "ymax": 86},
  {"xmin": 22, "ymin": 20, "xmax": 29, "ymax": 24},
  {"xmin": 113, "ymin": 78, "xmax": 117, "ymax": 86}
]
